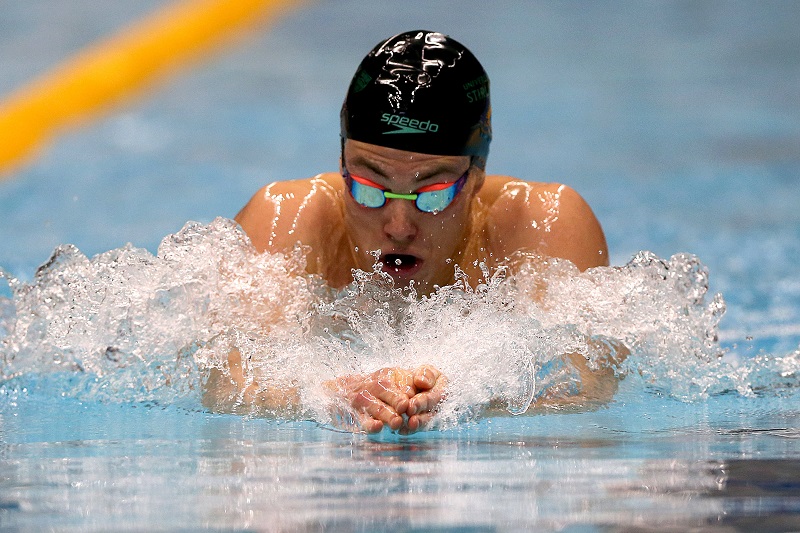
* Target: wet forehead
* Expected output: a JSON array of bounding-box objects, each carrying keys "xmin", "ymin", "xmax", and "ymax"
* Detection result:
[{"xmin": 343, "ymin": 140, "xmax": 469, "ymax": 182}]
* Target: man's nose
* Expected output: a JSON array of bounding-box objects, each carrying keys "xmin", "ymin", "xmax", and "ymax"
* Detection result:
[{"xmin": 382, "ymin": 199, "xmax": 418, "ymax": 244}]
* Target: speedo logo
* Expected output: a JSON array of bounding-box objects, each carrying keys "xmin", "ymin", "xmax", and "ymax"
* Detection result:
[{"xmin": 381, "ymin": 113, "xmax": 439, "ymax": 134}]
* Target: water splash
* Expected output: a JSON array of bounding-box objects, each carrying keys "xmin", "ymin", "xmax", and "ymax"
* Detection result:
[
  {"xmin": 0, "ymin": 218, "xmax": 315, "ymax": 403},
  {"xmin": 1, "ymin": 219, "xmax": 797, "ymax": 428}
]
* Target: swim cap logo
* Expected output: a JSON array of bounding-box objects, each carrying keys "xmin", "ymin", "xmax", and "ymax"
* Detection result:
[
  {"xmin": 463, "ymin": 74, "xmax": 489, "ymax": 103},
  {"xmin": 381, "ymin": 113, "xmax": 440, "ymax": 134},
  {"xmin": 352, "ymin": 70, "xmax": 372, "ymax": 93}
]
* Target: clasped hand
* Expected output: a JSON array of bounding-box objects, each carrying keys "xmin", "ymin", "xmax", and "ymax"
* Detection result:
[{"xmin": 326, "ymin": 365, "xmax": 447, "ymax": 434}]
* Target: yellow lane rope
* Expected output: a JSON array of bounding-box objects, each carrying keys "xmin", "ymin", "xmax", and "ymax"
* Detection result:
[{"xmin": 0, "ymin": 0, "xmax": 303, "ymax": 177}]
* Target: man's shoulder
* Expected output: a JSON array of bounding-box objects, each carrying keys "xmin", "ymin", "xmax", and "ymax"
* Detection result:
[
  {"xmin": 251, "ymin": 173, "xmax": 342, "ymax": 199},
  {"xmin": 479, "ymin": 175, "xmax": 569, "ymax": 210},
  {"xmin": 480, "ymin": 175, "xmax": 597, "ymax": 231},
  {"xmin": 477, "ymin": 175, "xmax": 608, "ymax": 270},
  {"xmin": 235, "ymin": 173, "xmax": 344, "ymax": 252}
]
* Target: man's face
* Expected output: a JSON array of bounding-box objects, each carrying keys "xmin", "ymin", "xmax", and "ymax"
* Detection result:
[{"xmin": 340, "ymin": 140, "xmax": 484, "ymax": 295}]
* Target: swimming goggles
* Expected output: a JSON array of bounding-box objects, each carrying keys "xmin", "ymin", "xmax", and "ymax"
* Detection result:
[{"xmin": 342, "ymin": 166, "xmax": 469, "ymax": 213}]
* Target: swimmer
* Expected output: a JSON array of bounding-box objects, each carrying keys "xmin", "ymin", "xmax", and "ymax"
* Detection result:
[{"xmin": 206, "ymin": 30, "xmax": 614, "ymax": 432}]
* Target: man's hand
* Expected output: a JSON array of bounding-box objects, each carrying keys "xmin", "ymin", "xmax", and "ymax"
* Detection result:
[
  {"xmin": 326, "ymin": 368, "xmax": 415, "ymax": 433},
  {"xmin": 406, "ymin": 365, "xmax": 448, "ymax": 433},
  {"xmin": 326, "ymin": 365, "xmax": 447, "ymax": 434}
]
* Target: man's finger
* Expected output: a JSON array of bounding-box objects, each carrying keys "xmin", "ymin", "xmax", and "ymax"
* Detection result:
[
  {"xmin": 358, "ymin": 415, "xmax": 384, "ymax": 434},
  {"xmin": 408, "ymin": 373, "xmax": 448, "ymax": 416},
  {"xmin": 352, "ymin": 390, "xmax": 404, "ymax": 432},
  {"xmin": 369, "ymin": 378, "xmax": 411, "ymax": 414},
  {"xmin": 407, "ymin": 391, "xmax": 437, "ymax": 416},
  {"xmin": 405, "ymin": 410, "xmax": 436, "ymax": 433},
  {"xmin": 412, "ymin": 365, "xmax": 441, "ymax": 391}
]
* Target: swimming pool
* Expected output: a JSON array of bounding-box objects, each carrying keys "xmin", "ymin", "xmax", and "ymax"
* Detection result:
[{"xmin": 2, "ymin": 1, "xmax": 800, "ymax": 530}]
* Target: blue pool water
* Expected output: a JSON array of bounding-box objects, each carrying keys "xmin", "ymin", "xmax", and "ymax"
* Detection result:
[{"xmin": 2, "ymin": 1, "xmax": 800, "ymax": 531}]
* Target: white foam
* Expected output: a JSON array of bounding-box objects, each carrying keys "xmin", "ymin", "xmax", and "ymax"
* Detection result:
[{"xmin": 1, "ymin": 219, "xmax": 797, "ymax": 428}]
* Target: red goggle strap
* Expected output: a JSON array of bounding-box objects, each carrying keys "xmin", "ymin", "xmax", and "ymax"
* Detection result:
[{"xmin": 348, "ymin": 173, "xmax": 458, "ymax": 193}]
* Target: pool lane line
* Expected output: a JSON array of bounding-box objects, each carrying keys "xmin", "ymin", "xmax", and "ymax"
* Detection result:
[{"xmin": 0, "ymin": 0, "xmax": 305, "ymax": 179}]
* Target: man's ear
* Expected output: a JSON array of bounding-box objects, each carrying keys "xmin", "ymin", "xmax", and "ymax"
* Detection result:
[
  {"xmin": 339, "ymin": 137, "xmax": 346, "ymax": 173},
  {"xmin": 471, "ymin": 167, "xmax": 486, "ymax": 192},
  {"xmin": 469, "ymin": 155, "xmax": 487, "ymax": 191}
]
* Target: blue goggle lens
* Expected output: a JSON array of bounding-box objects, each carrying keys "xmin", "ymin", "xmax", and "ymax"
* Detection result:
[
  {"xmin": 349, "ymin": 177, "xmax": 387, "ymax": 208},
  {"xmin": 415, "ymin": 187, "xmax": 458, "ymax": 213}
]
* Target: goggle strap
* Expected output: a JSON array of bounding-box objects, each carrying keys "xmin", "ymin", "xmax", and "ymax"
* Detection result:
[
  {"xmin": 349, "ymin": 173, "xmax": 383, "ymax": 188},
  {"xmin": 350, "ymin": 172, "xmax": 459, "ymax": 194},
  {"xmin": 415, "ymin": 180, "xmax": 459, "ymax": 193}
]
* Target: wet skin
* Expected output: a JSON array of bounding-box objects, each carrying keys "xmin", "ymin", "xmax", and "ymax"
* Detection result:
[
  {"xmin": 338, "ymin": 141, "xmax": 480, "ymax": 296},
  {"xmin": 229, "ymin": 139, "xmax": 609, "ymax": 433}
]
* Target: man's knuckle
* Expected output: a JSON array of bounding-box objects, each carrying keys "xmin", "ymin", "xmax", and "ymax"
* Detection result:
[{"xmin": 353, "ymin": 390, "xmax": 373, "ymax": 408}]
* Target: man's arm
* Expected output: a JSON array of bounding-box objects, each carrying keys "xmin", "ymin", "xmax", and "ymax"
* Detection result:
[
  {"xmin": 202, "ymin": 348, "xmax": 302, "ymax": 416},
  {"xmin": 480, "ymin": 178, "xmax": 622, "ymax": 412},
  {"xmin": 203, "ymin": 348, "xmax": 446, "ymax": 434}
]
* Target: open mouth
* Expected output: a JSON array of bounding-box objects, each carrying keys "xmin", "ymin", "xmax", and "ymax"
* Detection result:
[{"xmin": 381, "ymin": 253, "xmax": 421, "ymax": 275}]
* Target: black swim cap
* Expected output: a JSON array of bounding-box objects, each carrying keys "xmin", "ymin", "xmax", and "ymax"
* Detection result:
[{"xmin": 341, "ymin": 30, "xmax": 492, "ymax": 167}]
